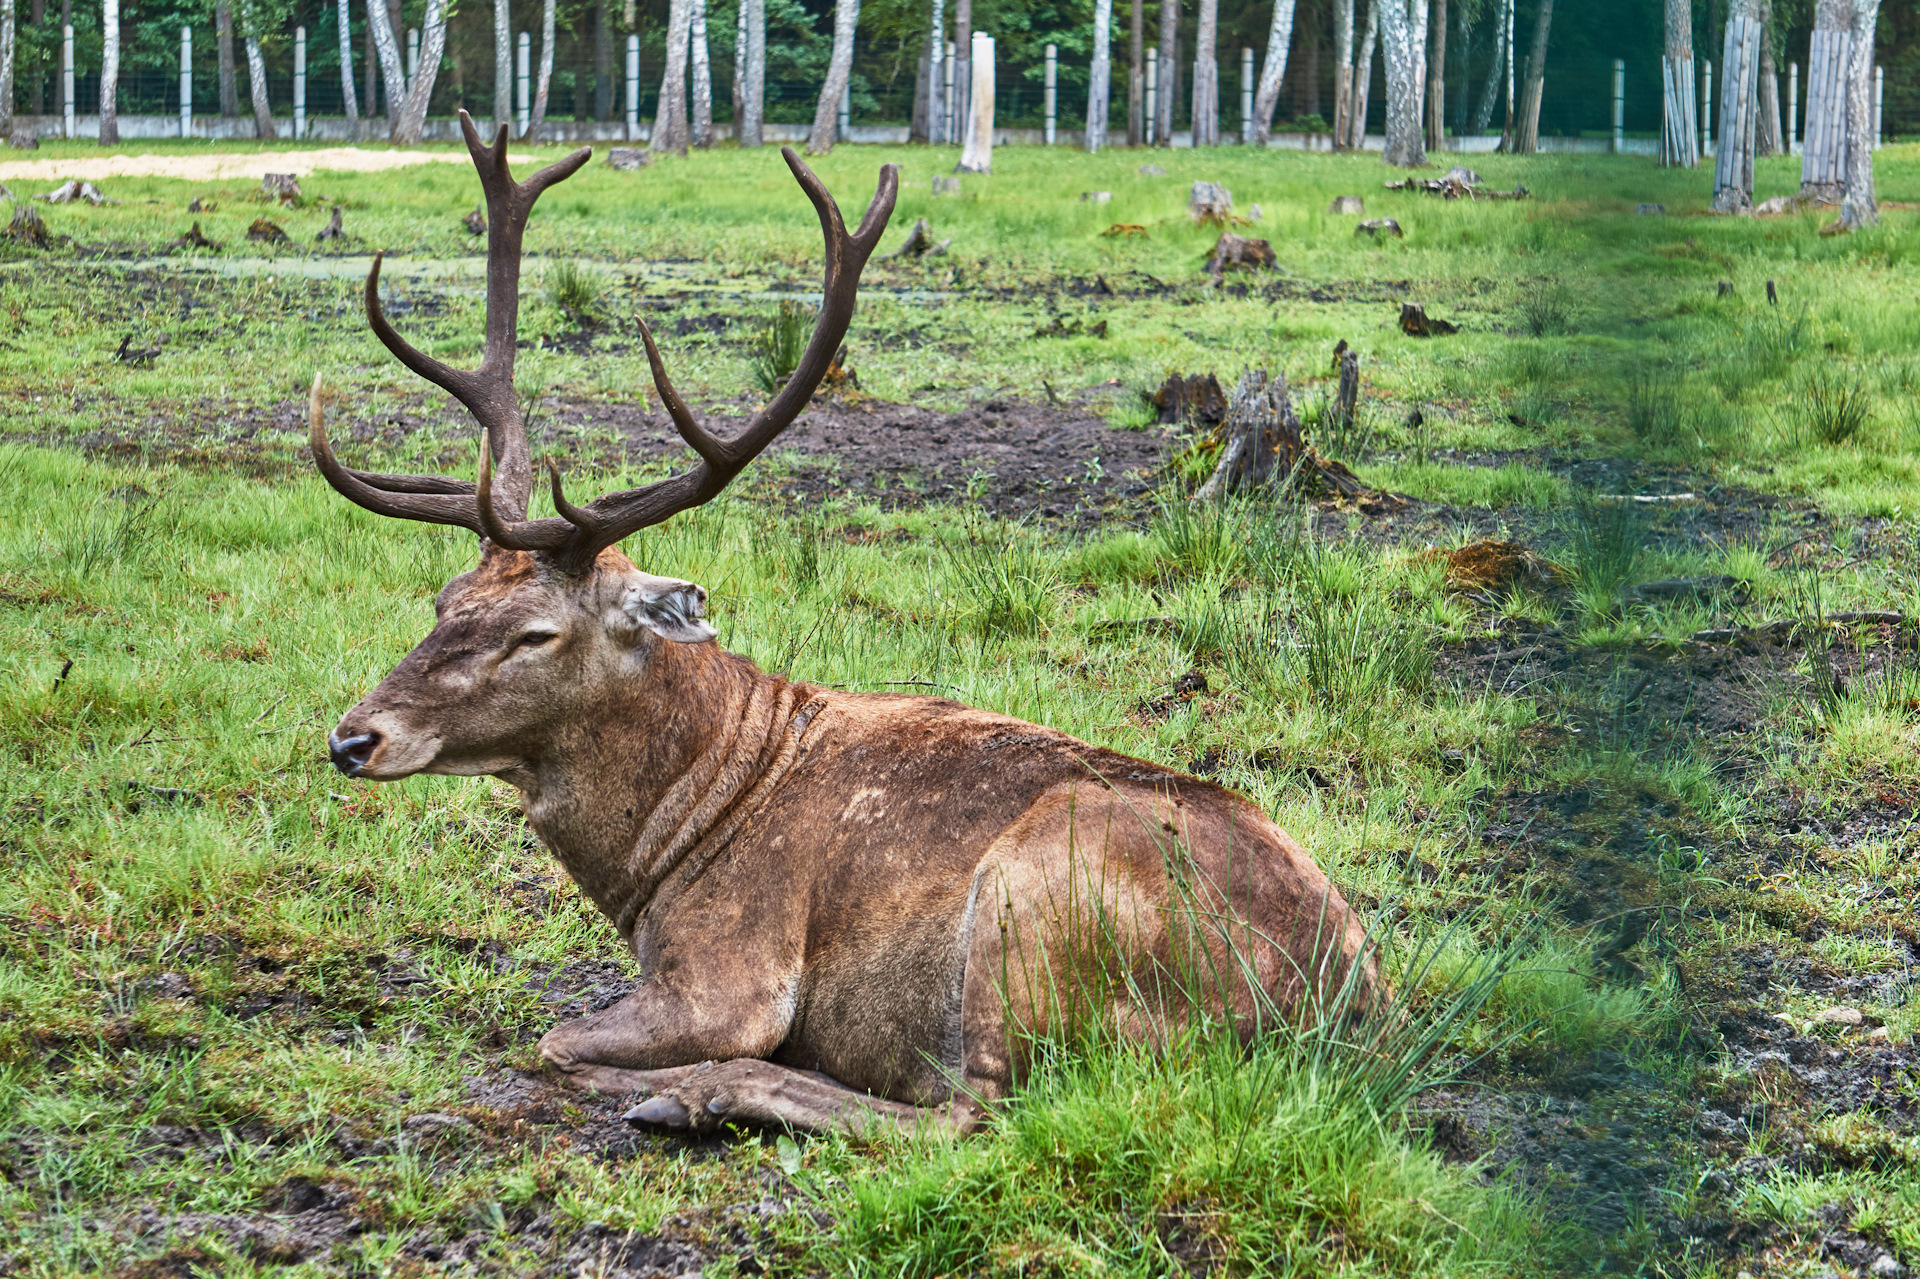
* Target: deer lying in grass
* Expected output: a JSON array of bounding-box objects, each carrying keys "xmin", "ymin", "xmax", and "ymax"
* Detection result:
[{"xmin": 314, "ymin": 113, "xmax": 1375, "ymax": 1134}]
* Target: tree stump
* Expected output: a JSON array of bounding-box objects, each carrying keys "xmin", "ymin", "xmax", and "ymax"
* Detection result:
[
  {"xmin": 464, "ymin": 205, "xmax": 487, "ymax": 236},
  {"xmin": 258, "ymin": 173, "xmax": 302, "ymax": 204},
  {"xmin": 1398, "ymin": 303, "xmax": 1457, "ymax": 336},
  {"xmin": 246, "ymin": 217, "xmax": 290, "ymax": 245},
  {"xmin": 8, "ymin": 129, "xmax": 39, "ymax": 150},
  {"xmin": 44, "ymin": 180, "xmax": 109, "ymax": 206},
  {"xmin": 1328, "ymin": 195, "xmax": 1365, "ymax": 214},
  {"xmin": 1188, "ymin": 181, "xmax": 1235, "ymax": 224},
  {"xmin": 315, "ymin": 207, "xmax": 344, "ymax": 242},
  {"xmin": 1152, "ymin": 373, "xmax": 1229, "ymax": 428},
  {"xmin": 879, "ymin": 217, "xmax": 949, "ymax": 261},
  {"xmin": 607, "ymin": 147, "xmax": 653, "ymax": 171},
  {"xmin": 1192, "ymin": 368, "xmax": 1390, "ymax": 505},
  {"xmin": 1331, "ymin": 340, "xmax": 1360, "ymax": 433},
  {"xmin": 1203, "ymin": 233, "xmax": 1275, "ymax": 279},
  {"xmin": 5, "ymin": 203, "xmax": 50, "ymax": 248},
  {"xmin": 1355, "ymin": 218, "xmax": 1404, "ymax": 238},
  {"xmin": 170, "ymin": 221, "xmax": 220, "ymax": 251}
]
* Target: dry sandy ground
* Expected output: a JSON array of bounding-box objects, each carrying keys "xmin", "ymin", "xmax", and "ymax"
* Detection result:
[{"xmin": 0, "ymin": 147, "xmax": 539, "ymax": 184}]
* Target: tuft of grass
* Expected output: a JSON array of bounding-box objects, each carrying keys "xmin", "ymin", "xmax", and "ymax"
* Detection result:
[
  {"xmin": 944, "ymin": 519, "xmax": 1059, "ymax": 640},
  {"xmin": 1796, "ymin": 368, "xmax": 1875, "ymax": 447},
  {"xmin": 1516, "ymin": 282, "xmax": 1571, "ymax": 337},
  {"xmin": 752, "ymin": 299, "xmax": 814, "ymax": 394},
  {"xmin": 1624, "ymin": 365, "xmax": 1687, "ymax": 449},
  {"xmin": 1559, "ymin": 493, "xmax": 1646, "ymax": 620},
  {"xmin": 544, "ymin": 259, "xmax": 611, "ymax": 325}
]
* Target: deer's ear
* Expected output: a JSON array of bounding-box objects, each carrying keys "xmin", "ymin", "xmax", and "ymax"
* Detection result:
[{"xmin": 613, "ymin": 574, "xmax": 716, "ymax": 645}]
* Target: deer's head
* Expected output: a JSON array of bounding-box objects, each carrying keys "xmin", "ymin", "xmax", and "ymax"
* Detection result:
[{"xmin": 316, "ymin": 114, "xmax": 896, "ymax": 781}]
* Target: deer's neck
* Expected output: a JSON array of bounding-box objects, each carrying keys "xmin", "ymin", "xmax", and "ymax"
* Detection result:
[{"xmin": 518, "ymin": 646, "xmax": 818, "ymax": 952}]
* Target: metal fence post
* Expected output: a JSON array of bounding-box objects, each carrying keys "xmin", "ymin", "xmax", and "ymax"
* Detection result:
[
  {"xmin": 1241, "ymin": 47, "xmax": 1253, "ymax": 143},
  {"xmin": 943, "ymin": 42, "xmax": 955, "ymax": 143},
  {"xmin": 1874, "ymin": 65, "xmax": 1882, "ymax": 149},
  {"xmin": 1043, "ymin": 44, "xmax": 1056, "ymax": 145},
  {"xmin": 625, "ymin": 34, "xmax": 638, "ymax": 140},
  {"xmin": 1612, "ymin": 58, "xmax": 1624, "ymax": 153},
  {"xmin": 1145, "ymin": 48, "xmax": 1156, "ymax": 146},
  {"xmin": 1787, "ymin": 61, "xmax": 1797, "ymax": 154},
  {"xmin": 294, "ymin": 26, "xmax": 307, "ymax": 138},
  {"xmin": 517, "ymin": 32, "xmax": 531, "ymax": 134},
  {"xmin": 63, "ymin": 24, "xmax": 74, "ymax": 138},
  {"xmin": 179, "ymin": 26, "xmax": 193, "ymax": 137}
]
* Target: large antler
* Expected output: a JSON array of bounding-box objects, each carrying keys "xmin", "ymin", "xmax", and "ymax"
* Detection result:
[
  {"xmin": 476, "ymin": 147, "xmax": 898, "ymax": 572},
  {"xmin": 312, "ymin": 109, "xmax": 592, "ymax": 531}
]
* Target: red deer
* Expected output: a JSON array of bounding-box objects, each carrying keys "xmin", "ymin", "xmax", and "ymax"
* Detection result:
[{"xmin": 314, "ymin": 113, "xmax": 1375, "ymax": 1134}]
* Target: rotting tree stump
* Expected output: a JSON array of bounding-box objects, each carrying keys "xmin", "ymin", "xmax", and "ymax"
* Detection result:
[
  {"xmin": 464, "ymin": 205, "xmax": 486, "ymax": 236},
  {"xmin": 1152, "ymin": 372, "xmax": 1229, "ymax": 429},
  {"xmin": 170, "ymin": 221, "xmax": 220, "ymax": 251},
  {"xmin": 1398, "ymin": 303, "xmax": 1457, "ymax": 337},
  {"xmin": 6, "ymin": 203, "xmax": 50, "ymax": 248},
  {"xmin": 315, "ymin": 207, "xmax": 345, "ymax": 242},
  {"xmin": 246, "ymin": 218, "xmax": 290, "ymax": 245},
  {"xmin": 258, "ymin": 173, "xmax": 302, "ymax": 204},
  {"xmin": 879, "ymin": 217, "xmax": 950, "ymax": 261},
  {"xmin": 1204, "ymin": 233, "xmax": 1275, "ymax": 279},
  {"xmin": 1192, "ymin": 366, "xmax": 1403, "ymax": 509}
]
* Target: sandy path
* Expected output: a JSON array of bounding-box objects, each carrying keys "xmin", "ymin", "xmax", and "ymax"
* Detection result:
[{"xmin": 0, "ymin": 147, "xmax": 541, "ymax": 184}]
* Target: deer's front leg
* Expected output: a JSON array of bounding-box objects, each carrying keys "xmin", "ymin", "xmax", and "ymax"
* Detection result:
[{"xmin": 538, "ymin": 969, "xmax": 794, "ymax": 1092}]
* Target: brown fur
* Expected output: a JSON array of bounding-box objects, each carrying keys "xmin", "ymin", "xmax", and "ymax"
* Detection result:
[{"xmin": 329, "ymin": 544, "xmax": 1374, "ymax": 1132}]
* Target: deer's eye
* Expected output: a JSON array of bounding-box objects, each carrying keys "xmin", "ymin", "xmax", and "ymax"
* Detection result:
[{"xmin": 511, "ymin": 632, "xmax": 558, "ymax": 652}]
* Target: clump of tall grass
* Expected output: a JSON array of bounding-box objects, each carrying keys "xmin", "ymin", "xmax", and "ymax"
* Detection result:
[
  {"xmin": 944, "ymin": 519, "xmax": 1059, "ymax": 639},
  {"xmin": 1517, "ymin": 282, "xmax": 1571, "ymax": 336},
  {"xmin": 1795, "ymin": 368, "xmax": 1875, "ymax": 447},
  {"xmin": 544, "ymin": 259, "xmax": 611, "ymax": 325},
  {"xmin": 752, "ymin": 300, "xmax": 814, "ymax": 394},
  {"xmin": 1624, "ymin": 365, "xmax": 1687, "ymax": 449},
  {"xmin": 1558, "ymin": 492, "xmax": 1646, "ymax": 619}
]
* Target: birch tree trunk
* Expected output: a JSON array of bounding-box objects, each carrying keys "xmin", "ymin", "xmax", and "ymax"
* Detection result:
[
  {"xmin": 244, "ymin": 30, "xmax": 274, "ymax": 139},
  {"xmin": 652, "ymin": 0, "xmax": 691, "ymax": 152},
  {"xmin": 952, "ymin": 0, "xmax": 969, "ymax": 143},
  {"xmin": 734, "ymin": 0, "xmax": 747, "ymax": 132},
  {"xmin": 0, "ymin": 0, "xmax": 15, "ymax": 139},
  {"xmin": 1832, "ymin": 0, "xmax": 1881, "ymax": 229},
  {"xmin": 691, "ymin": 0, "xmax": 712, "ymax": 146},
  {"xmin": 1513, "ymin": 0, "xmax": 1551, "ymax": 153},
  {"xmin": 1086, "ymin": 0, "xmax": 1111, "ymax": 150},
  {"xmin": 1426, "ymin": 0, "xmax": 1446, "ymax": 152},
  {"xmin": 1252, "ymin": 0, "xmax": 1296, "ymax": 143},
  {"xmin": 1155, "ymin": 0, "xmax": 1177, "ymax": 145},
  {"xmin": 741, "ymin": 0, "xmax": 764, "ymax": 144},
  {"xmin": 337, "ymin": 0, "xmax": 360, "ymax": 125},
  {"xmin": 367, "ymin": 0, "xmax": 408, "ymax": 131},
  {"xmin": 1799, "ymin": 0, "xmax": 1848, "ymax": 198},
  {"xmin": 493, "ymin": 0, "xmax": 511, "ymax": 129},
  {"xmin": 807, "ymin": 0, "xmax": 859, "ymax": 154},
  {"xmin": 1379, "ymin": 0, "xmax": 1426, "ymax": 165},
  {"xmin": 1127, "ymin": 0, "xmax": 1142, "ymax": 145},
  {"xmin": 392, "ymin": 0, "xmax": 448, "ymax": 143},
  {"xmin": 1349, "ymin": 0, "xmax": 1379, "ymax": 147},
  {"xmin": 1756, "ymin": 0, "xmax": 1783, "ymax": 155},
  {"xmin": 1661, "ymin": 0, "xmax": 1697, "ymax": 165},
  {"xmin": 1333, "ymin": 0, "xmax": 1354, "ymax": 144},
  {"xmin": 1710, "ymin": 0, "xmax": 1760, "ymax": 213},
  {"xmin": 528, "ymin": 0, "xmax": 556, "ymax": 138},
  {"xmin": 98, "ymin": 0, "xmax": 119, "ymax": 143},
  {"xmin": 1469, "ymin": 0, "xmax": 1506, "ymax": 134},
  {"xmin": 218, "ymin": 1, "xmax": 237, "ymax": 115},
  {"xmin": 1191, "ymin": 0, "xmax": 1217, "ymax": 145}
]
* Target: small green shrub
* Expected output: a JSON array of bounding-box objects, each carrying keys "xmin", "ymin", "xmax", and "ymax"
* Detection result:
[
  {"xmin": 544, "ymin": 259, "xmax": 610, "ymax": 325},
  {"xmin": 752, "ymin": 300, "xmax": 814, "ymax": 394},
  {"xmin": 1517, "ymin": 283, "xmax": 1571, "ymax": 336}
]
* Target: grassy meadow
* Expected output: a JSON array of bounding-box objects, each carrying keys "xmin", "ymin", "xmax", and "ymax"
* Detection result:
[{"xmin": 2, "ymin": 138, "xmax": 1920, "ymax": 1275}]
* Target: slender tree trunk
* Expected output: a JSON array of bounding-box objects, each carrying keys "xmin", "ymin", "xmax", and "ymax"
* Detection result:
[
  {"xmin": 1513, "ymin": 0, "xmax": 1550, "ymax": 153},
  {"xmin": 97, "ymin": 0, "xmax": 119, "ymax": 143},
  {"xmin": 27, "ymin": 0, "xmax": 41, "ymax": 117},
  {"xmin": 218, "ymin": 0, "xmax": 237, "ymax": 116},
  {"xmin": 367, "ymin": 0, "xmax": 407, "ymax": 129},
  {"xmin": 1333, "ymin": 0, "xmax": 1354, "ymax": 144},
  {"xmin": 1756, "ymin": 0, "xmax": 1783, "ymax": 156},
  {"xmin": 652, "ymin": 0, "xmax": 690, "ymax": 152},
  {"xmin": 1833, "ymin": 0, "xmax": 1881, "ymax": 228},
  {"xmin": 1127, "ymin": 0, "xmax": 1142, "ymax": 145},
  {"xmin": 392, "ymin": 0, "xmax": 447, "ymax": 142},
  {"xmin": 528, "ymin": 0, "xmax": 556, "ymax": 137},
  {"xmin": 244, "ymin": 31, "xmax": 274, "ymax": 139},
  {"xmin": 1800, "ymin": 0, "xmax": 1848, "ymax": 198},
  {"xmin": 1349, "ymin": 0, "xmax": 1379, "ymax": 147},
  {"xmin": 1425, "ymin": 0, "xmax": 1445, "ymax": 151},
  {"xmin": 1450, "ymin": 1, "xmax": 1466, "ymax": 134},
  {"xmin": 1192, "ymin": 0, "xmax": 1218, "ymax": 144},
  {"xmin": 1305, "ymin": 28, "xmax": 1319, "ymax": 116},
  {"xmin": 1154, "ymin": 0, "xmax": 1176, "ymax": 144},
  {"xmin": 742, "ymin": 0, "xmax": 764, "ymax": 143},
  {"xmin": 493, "ymin": 0, "xmax": 510, "ymax": 129},
  {"xmin": 1252, "ymin": 0, "xmax": 1296, "ymax": 141},
  {"xmin": 1660, "ymin": 0, "xmax": 1696, "ymax": 164},
  {"xmin": 1470, "ymin": 0, "xmax": 1505, "ymax": 134},
  {"xmin": 924, "ymin": 0, "xmax": 943, "ymax": 141},
  {"xmin": 366, "ymin": 3, "xmax": 378, "ymax": 115},
  {"xmin": 807, "ymin": 0, "xmax": 859, "ymax": 152},
  {"xmin": 1086, "ymin": 0, "xmax": 1111, "ymax": 149},
  {"xmin": 691, "ymin": 0, "xmax": 711, "ymax": 145},
  {"xmin": 1711, "ymin": 0, "xmax": 1760, "ymax": 211},
  {"xmin": 735, "ymin": 0, "xmax": 747, "ymax": 130},
  {"xmin": 337, "ymin": 0, "xmax": 360, "ymax": 124},
  {"xmin": 952, "ymin": 0, "xmax": 970, "ymax": 142},
  {"xmin": 594, "ymin": 0, "xmax": 610, "ymax": 121},
  {"xmin": 1379, "ymin": 0, "xmax": 1425, "ymax": 164},
  {"xmin": 0, "ymin": 0, "xmax": 15, "ymax": 139}
]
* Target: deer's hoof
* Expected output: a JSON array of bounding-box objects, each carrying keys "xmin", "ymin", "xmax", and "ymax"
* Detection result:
[{"xmin": 623, "ymin": 1095, "xmax": 691, "ymax": 1128}]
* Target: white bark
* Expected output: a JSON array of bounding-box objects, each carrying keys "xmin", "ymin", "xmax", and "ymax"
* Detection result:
[
  {"xmin": 98, "ymin": 0, "xmax": 119, "ymax": 144},
  {"xmin": 1800, "ymin": 0, "xmax": 1849, "ymax": 195},
  {"xmin": 0, "ymin": 0, "xmax": 15, "ymax": 137},
  {"xmin": 1333, "ymin": 0, "xmax": 1353, "ymax": 143},
  {"xmin": 528, "ymin": 0, "xmax": 556, "ymax": 138},
  {"xmin": 653, "ymin": 0, "xmax": 691, "ymax": 152},
  {"xmin": 1252, "ymin": 0, "xmax": 1297, "ymax": 142},
  {"xmin": 1835, "ymin": 0, "xmax": 1881, "ymax": 228},
  {"xmin": 957, "ymin": 32, "xmax": 992, "ymax": 170},
  {"xmin": 1349, "ymin": 0, "xmax": 1379, "ymax": 148},
  {"xmin": 391, "ymin": 0, "xmax": 447, "ymax": 143},
  {"xmin": 807, "ymin": 0, "xmax": 859, "ymax": 153},
  {"xmin": 1192, "ymin": 0, "xmax": 1217, "ymax": 145},
  {"xmin": 494, "ymin": 0, "xmax": 511, "ymax": 129},
  {"xmin": 1660, "ymin": 0, "xmax": 1696, "ymax": 165},
  {"xmin": 733, "ymin": 0, "xmax": 746, "ymax": 132},
  {"xmin": 244, "ymin": 30, "xmax": 274, "ymax": 139},
  {"xmin": 367, "ymin": 0, "xmax": 408, "ymax": 130},
  {"xmin": 742, "ymin": 0, "xmax": 764, "ymax": 144},
  {"xmin": 338, "ymin": 0, "xmax": 360, "ymax": 123},
  {"xmin": 1154, "ymin": 0, "xmax": 1176, "ymax": 145},
  {"xmin": 1711, "ymin": 1, "xmax": 1760, "ymax": 212},
  {"xmin": 1379, "ymin": 0, "xmax": 1426, "ymax": 165},
  {"xmin": 691, "ymin": 0, "xmax": 712, "ymax": 146},
  {"xmin": 1469, "ymin": 0, "xmax": 1507, "ymax": 134},
  {"xmin": 1086, "ymin": 0, "xmax": 1111, "ymax": 151},
  {"xmin": 927, "ymin": 0, "xmax": 944, "ymax": 142}
]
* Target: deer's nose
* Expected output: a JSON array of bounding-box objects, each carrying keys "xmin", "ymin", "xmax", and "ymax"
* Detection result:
[{"xmin": 329, "ymin": 729, "xmax": 382, "ymax": 775}]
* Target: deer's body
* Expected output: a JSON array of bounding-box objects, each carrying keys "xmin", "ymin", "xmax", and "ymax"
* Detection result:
[{"xmin": 313, "ymin": 119, "xmax": 1372, "ymax": 1133}]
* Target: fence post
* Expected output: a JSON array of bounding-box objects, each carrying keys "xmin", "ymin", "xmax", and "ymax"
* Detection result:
[
  {"xmin": 1874, "ymin": 65, "xmax": 1882, "ymax": 149},
  {"xmin": 1145, "ymin": 48, "xmax": 1156, "ymax": 145},
  {"xmin": 943, "ymin": 42, "xmax": 955, "ymax": 144},
  {"xmin": 620, "ymin": 34, "xmax": 636, "ymax": 141},
  {"xmin": 1240, "ymin": 47, "xmax": 1253, "ymax": 143},
  {"xmin": 62, "ymin": 24, "xmax": 74, "ymax": 137},
  {"xmin": 517, "ymin": 32, "xmax": 530, "ymax": 133},
  {"xmin": 294, "ymin": 26, "xmax": 307, "ymax": 138},
  {"xmin": 179, "ymin": 26, "xmax": 193, "ymax": 137},
  {"xmin": 1700, "ymin": 59, "xmax": 1711, "ymax": 156},
  {"xmin": 1774, "ymin": 62, "xmax": 1789, "ymax": 154},
  {"xmin": 1043, "ymin": 43, "xmax": 1056, "ymax": 144},
  {"xmin": 1611, "ymin": 58, "xmax": 1624, "ymax": 153}
]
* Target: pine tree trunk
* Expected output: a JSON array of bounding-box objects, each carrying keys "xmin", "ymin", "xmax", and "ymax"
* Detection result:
[
  {"xmin": 1426, "ymin": 0, "xmax": 1445, "ymax": 152},
  {"xmin": 392, "ymin": 0, "xmax": 447, "ymax": 143},
  {"xmin": 807, "ymin": 0, "xmax": 859, "ymax": 152},
  {"xmin": 1154, "ymin": 0, "xmax": 1176, "ymax": 145},
  {"xmin": 1333, "ymin": 0, "xmax": 1354, "ymax": 145},
  {"xmin": 1349, "ymin": 0, "xmax": 1379, "ymax": 148},
  {"xmin": 98, "ymin": 0, "xmax": 119, "ymax": 144},
  {"xmin": 494, "ymin": 0, "xmax": 511, "ymax": 129},
  {"xmin": 218, "ymin": 1, "xmax": 237, "ymax": 116},
  {"xmin": 367, "ymin": 0, "xmax": 407, "ymax": 131},
  {"xmin": 1710, "ymin": 0, "xmax": 1760, "ymax": 212},
  {"xmin": 1127, "ymin": 0, "xmax": 1142, "ymax": 145},
  {"xmin": 691, "ymin": 1, "xmax": 712, "ymax": 146},
  {"xmin": 1379, "ymin": 0, "xmax": 1425, "ymax": 165},
  {"xmin": 1086, "ymin": 0, "xmax": 1111, "ymax": 150},
  {"xmin": 528, "ymin": 0, "xmax": 555, "ymax": 138},
  {"xmin": 1660, "ymin": 0, "xmax": 1696, "ymax": 165},
  {"xmin": 742, "ymin": 0, "xmax": 764, "ymax": 144},
  {"xmin": 1191, "ymin": 0, "xmax": 1216, "ymax": 145},
  {"xmin": 652, "ymin": 0, "xmax": 690, "ymax": 152},
  {"xmin": 1252, "ymin": 0, "xmax": 1296, "ymax": 142},
  {"xmin": 1756, "ymin": 0, "xmax": 1782, "ymax": 155},
  {"xmin": 338, "ymin": 0, "xmax": 360, "ymax": 124},
  {"xmin": 1513, "ymin": 0, "xmax": 1551, "ymax": 153},
  {"xmin": 1833, "ymin": 0, "xmax": 1881, "ymax": 229}
]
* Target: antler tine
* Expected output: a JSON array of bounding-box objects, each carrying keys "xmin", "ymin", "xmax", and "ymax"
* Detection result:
[
  {"xmin": 634, "ymin": 318, "xmax": 729, "ymax": 471},
  {"xmin": 476, "ymin": 439, "xmax": 569, "ymax": 552},
  {"xmin": 309, "ymin": 375, "xmax": 487, "ymax": 533}
]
